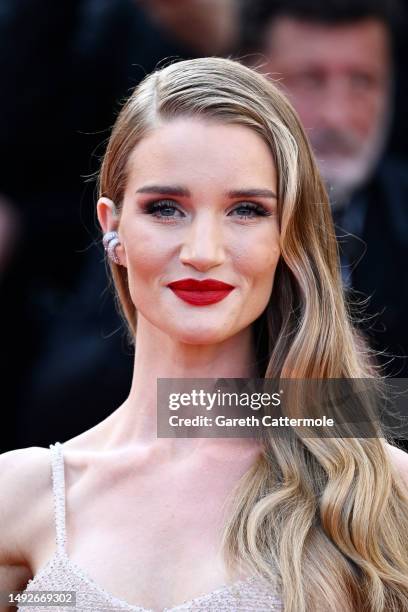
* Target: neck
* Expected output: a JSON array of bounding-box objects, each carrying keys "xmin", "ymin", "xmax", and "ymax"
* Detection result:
[{"xmin": 103, "ymin": 313, "xmax": 261, "ymax": 457}]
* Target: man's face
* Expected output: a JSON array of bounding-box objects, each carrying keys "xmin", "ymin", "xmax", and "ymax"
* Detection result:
[{"xmin": 261, "ymin": 17, "xmax": 392, "ymax": 203}]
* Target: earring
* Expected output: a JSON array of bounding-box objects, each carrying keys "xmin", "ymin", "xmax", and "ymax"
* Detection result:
[{"xmin": 102, "ymin": 230, "xmax": 121, "ymax": 264}]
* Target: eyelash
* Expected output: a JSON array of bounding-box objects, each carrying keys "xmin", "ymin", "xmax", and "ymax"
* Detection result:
[{"xmin": 143, "ymin": 199, "xmax": 272, "ymax": 221}]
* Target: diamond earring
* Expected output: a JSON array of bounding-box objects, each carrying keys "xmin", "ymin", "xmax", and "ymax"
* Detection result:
[{"xmin": 102, "ymin": 231, "xmax": 121, "ymax": 264}]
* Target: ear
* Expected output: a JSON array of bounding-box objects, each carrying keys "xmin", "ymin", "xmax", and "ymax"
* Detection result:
[
  {"xmin": 96, "ymin": 197, "xmax": 120, "ymax": 233},
  {"xmin": 97, "ymin": 197, "xmax": 126, "ymax": 268}
]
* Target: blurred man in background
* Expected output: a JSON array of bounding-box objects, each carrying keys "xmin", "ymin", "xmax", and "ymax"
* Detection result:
[{"xmin": 242, "ymin": 0, "xmax": 408, "ymax": 377}]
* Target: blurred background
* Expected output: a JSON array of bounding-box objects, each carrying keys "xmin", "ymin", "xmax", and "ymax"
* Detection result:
[{"xmin": 1, "ymin": 0, "xmax": 407, "ymax": 453}]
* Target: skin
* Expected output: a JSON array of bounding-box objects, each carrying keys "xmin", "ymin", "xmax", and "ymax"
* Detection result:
[{"xmin": 258, "ymin": 17, "xmax": 392, "ymax": 201}]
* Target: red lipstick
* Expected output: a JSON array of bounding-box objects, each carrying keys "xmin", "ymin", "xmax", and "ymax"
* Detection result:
[{"xmin": 167, "ymin": 278, "xmax": 235, "ymax": 306}]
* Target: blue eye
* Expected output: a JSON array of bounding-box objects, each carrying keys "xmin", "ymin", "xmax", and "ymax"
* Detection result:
[
  {"xmin": 144, "ymin": 200, "xmax": 183, "ymax": 220},
  {"xmin": 229, "ymin": 203, "xmax": 269, "ymax": 219}
]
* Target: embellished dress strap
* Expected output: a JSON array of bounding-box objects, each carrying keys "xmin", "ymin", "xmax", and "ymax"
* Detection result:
[{"xmin": 49, "ymin": 442, "xmax": 67, "ymax": 554}]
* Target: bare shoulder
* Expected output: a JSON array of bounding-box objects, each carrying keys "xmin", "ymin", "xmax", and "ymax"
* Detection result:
[
  {"xmin": 0, "ymin": 446, "xmax": 53, "ymax": 565},
  {"xmin": 385, "ymin": 441, "xmax": 408, "ymax": 489}
]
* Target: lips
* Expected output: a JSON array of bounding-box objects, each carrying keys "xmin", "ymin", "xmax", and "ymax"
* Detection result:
[{"xmin": 167, "ymin": 278, "xmax": 235, "ymax": 306}]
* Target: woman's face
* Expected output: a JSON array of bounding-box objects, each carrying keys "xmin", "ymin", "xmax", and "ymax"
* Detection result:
[{"xmin": 100, "ymin": 117, "xmax": 281, "ymax": 345}]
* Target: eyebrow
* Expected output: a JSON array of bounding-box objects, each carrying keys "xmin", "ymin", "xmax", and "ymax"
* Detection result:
[{"xmin": 135, "ymin": 184, "xmax": 277, "ymax": 199}]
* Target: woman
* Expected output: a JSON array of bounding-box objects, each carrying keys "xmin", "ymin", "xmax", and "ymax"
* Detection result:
[{"xmin": 1, "ymin": 57, "xmax": 408, "ymax": 612}]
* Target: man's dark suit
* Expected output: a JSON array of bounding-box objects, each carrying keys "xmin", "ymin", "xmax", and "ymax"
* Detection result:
[{"xmin": 334, "ymin": 157, "xmax": 408, "ymax": 378}]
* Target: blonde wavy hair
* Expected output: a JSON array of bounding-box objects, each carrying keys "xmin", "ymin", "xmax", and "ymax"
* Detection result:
[{"xmin": 98, "ymin": 57, "xmax": 408, "ymax": 611}]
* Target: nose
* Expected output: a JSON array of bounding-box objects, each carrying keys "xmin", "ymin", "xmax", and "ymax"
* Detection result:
[
  {"xmin": 319, "ymin": 77, "xmax": 356, "ymax": 131},
  {"xmin": 179, "ymin": 210, "xmax": 226, "ymax": 272}
]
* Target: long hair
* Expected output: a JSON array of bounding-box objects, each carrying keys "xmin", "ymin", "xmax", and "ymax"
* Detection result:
[{"xmin": 98, "ymin": 57, "xmax": 408, "ymax": 611}]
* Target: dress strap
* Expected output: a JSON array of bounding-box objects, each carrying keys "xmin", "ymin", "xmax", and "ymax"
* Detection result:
[{"xmin": 49, "ymin": 442, "xmax": 67, "ymax": 554}]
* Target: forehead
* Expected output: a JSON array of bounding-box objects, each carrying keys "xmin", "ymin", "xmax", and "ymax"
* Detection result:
[
  {"xmin": 126, "ymin": 117, "xmax": 277, "ymax": 190},
  {"xmin": 265, "ymin": 17, "xmax": 391, "ymax": 74}
]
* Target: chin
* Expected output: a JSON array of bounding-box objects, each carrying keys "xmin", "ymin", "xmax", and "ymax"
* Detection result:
[{"xmin": 168, "ymin": 323, "xmax": 235, "ymax": 346}]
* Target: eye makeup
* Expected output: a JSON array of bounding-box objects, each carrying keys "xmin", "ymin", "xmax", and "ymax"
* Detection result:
[{"xmin": 141, "ymin": 199, "xmax": 275, "ymax": 222}]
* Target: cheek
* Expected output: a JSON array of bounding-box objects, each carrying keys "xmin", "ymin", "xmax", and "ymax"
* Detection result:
[
  {"xmin": 364, "ymin": 92, "xmax": 388, "ymax": 129},
  {"xmin": 290, "ymin": 95, "xmax": 318, "ymax": 128},
  {"xmin": 122, "ymin": 224, "xmax": 174, "ymax": 278},
  {"xmin": 350, "ymin": 89, "xmax": 386, "ymax": 135},
  {"xmin": 232, "ymin": 235, "xmax": 280, "ymax": 320},
  {"xmin": 231, "ymin": 231, "xmax": 280, "ymax": 282}
]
